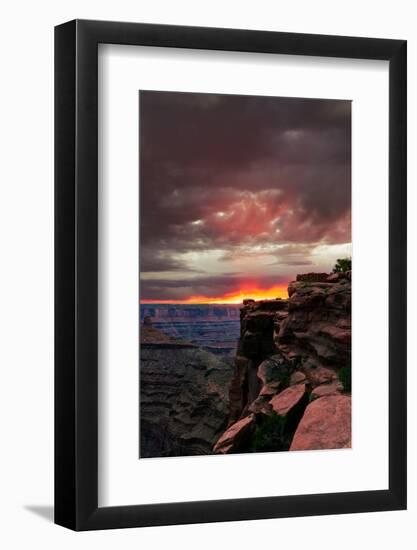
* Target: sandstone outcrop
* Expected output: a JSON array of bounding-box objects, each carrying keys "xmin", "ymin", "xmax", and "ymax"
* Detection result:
[
  {"xmin": 257, "ymin": 353, "xmax": 293, "ymax": 386},
  {"xmin": 227, "ymin": 300, "xmax": 289, "ymax": 424},
  {"xmin": 296, "ymin": 272, "xmax": 330, "ymax": 282},
  {"xmin": 278, "ymin": 272, "xmax": 351, "ymax": 375},
  {"xmin": 213, "ymin": 415, "xmax": 255, "ymax": 454},
  {"xmin": 213, "ymin": 270, "xmax": 351, "ymax": 455},
  {"xmin": 269, "ymin": 384, "xmax": 307, "ymax": 417},
  {"xmin": 310, "ymin": 380, "xmax": 343, "ymax": 400},
  {"xmin": 290, "ymin": 371, "xmax": 307, "ymax": 385},
  {"xmin": 290, "ymin": 394, "xmax": 351, "ymax": 451}
]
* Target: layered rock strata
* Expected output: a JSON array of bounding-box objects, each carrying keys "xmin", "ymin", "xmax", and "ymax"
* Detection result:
[
  {"xmin": 140, "ymin": 325, "xmax": 233, "ymax": 457},
  {"xmin": 214, "ymin": 271, "xmax": 351, "ymax": 454}
]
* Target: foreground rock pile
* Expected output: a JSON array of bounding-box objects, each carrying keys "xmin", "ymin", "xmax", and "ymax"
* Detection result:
[{"xmin": 213, "ymin": 271, "xmax": 351, "ymax": 454}]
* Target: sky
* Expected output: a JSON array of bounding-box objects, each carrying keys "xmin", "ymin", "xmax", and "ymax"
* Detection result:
[{"xmin": 139, "ymin": 91, "xmax": 351, "ymax": 304}]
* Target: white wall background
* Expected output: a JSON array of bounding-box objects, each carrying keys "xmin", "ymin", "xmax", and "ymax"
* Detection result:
[{"xmin": 0, "ymin": 1, "xmax": 414, "ymax": 548}]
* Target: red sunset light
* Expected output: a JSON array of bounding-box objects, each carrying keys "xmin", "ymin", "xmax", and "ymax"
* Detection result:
[{"xmin": 140, "ymin": 284, "xmax": 288, "ymax": 305}]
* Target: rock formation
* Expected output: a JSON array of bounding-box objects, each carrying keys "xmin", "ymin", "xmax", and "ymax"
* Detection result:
[
  {"xmin": 213, "ymin": 270, "xmax": 351, "ymax": 454},
  {"xmin": 279, "ymin": 270, "xmax": 351, "ymax": 373},
  {"xmin": 290, "ymin": 394, "xmax": 351, "ymax": 450},
  {"xmin": 140, "ymin": 324, "xmax": 233, "ymax": 457},
  {"xmin": 227, "ymin": 299, "xmax": 289, "ymax": 424},
  {"xmin": 212, "ymin": 415, "xmax": 255, "ymax": 454}
]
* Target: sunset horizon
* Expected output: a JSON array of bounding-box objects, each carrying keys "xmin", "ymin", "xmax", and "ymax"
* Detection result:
[{"xmin": 140, "ymin": 282, "xmax": 289, "ymax": 305}]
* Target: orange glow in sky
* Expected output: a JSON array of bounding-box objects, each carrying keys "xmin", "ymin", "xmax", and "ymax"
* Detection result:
[{"xmin": 141, "ymin": 284, "xmax": 288, "ymax": 305}]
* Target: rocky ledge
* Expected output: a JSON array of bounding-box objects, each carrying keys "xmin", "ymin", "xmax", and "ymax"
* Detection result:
[{"xmin": 213, "ymin": 270, "xmax": 352, "ymax": 454}]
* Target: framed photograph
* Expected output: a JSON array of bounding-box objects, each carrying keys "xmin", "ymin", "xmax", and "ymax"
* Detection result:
[{"xmin": 55, "ymin": 19, "xmax": 407, "ymax": 530}]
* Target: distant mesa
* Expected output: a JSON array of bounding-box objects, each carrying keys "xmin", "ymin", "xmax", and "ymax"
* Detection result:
[
  {"xmin": 140, "ymin": 323, "xmax": 172, "ymax": 344},
  {"xmin": 140, "ymin": 320, "xmax": 196, "ymax": 348},
  {"xmin": 140, "ymin": 303, "xmax": 241, "ymax": 355}
]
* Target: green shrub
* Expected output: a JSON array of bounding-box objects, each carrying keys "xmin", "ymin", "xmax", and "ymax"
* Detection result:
[
  {"xmin": 250, "ymin": 413, "xmax": 287, "ymax": 452},
  {"xmin": 338, "ymin": 366, "xmax": 351, "ymax": 392},
  {"xmin": 333, "ymin": 258, "xmax": 352, "ymax": 273}
]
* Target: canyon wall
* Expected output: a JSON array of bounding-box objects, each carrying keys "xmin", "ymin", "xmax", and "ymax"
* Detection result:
[
  {"xmin": 140, "ymin": 325, "xmax": 233, "ymax": 457},
  {"xmin": 214, "ymin": 271, "xmax": 351, "ymax": 454}
]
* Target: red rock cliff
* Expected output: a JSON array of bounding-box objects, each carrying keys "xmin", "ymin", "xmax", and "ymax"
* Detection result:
[{"xmin": 214, "ymin": 271, "xmax": 351, "ymax": 454}]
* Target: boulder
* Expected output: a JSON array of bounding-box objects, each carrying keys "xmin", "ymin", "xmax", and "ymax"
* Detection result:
[
  {"xmin": 257, "ymin": 353, "xmax": 293, "ymax": 386},
  {"xmin": 310, "ymin": 380, "xmax": 343, "ymax": 400},
  {"xmin": 304, "ymin": 365, "xmax": 338, "ymax": 387},
  {"xmin": 259, "ymin": 382, "xmax": 280, "ymax": 397},
  {"xmin": 269, "ymin": 384, "xmax": 307, "ymax": 417},
  {"xmin": 290, "ymin": 371, "xmax": 307, "ymax": 385},
  {"xmin": 213, "ymin": 415, "xmax": 255, "ymax": 454},
  {"xmin": 290, "ymin": 395, "xmax": 351, "ymax": 451},
  {"xmin": 248, "ymin": 395, "xmax": 273, "ymax": 415}
]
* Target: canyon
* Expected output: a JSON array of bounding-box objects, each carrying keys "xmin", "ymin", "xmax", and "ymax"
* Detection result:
[
  {"xmin": 140, "ymin": 271, "xmax": 351, "ymax": 457},
  {"xmin": 140, "ymin": 304, "xmax": 241, "ymax": 355}
]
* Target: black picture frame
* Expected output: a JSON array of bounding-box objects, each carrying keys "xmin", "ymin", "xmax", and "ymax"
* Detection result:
[{"xmin": 55, "ymin": 19, "xmax": 407, "ymax": 531}]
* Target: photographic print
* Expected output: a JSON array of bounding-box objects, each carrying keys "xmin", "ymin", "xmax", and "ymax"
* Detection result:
[{"xmin": 139, "ymin": 91, "xmax": 351, "ymax": 458}]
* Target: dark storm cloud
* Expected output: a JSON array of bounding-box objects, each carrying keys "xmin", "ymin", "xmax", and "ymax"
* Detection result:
[
  {"xmin": 140, "ymin": 246, "xmax": 203, "ymax": 273},
  {"xmin": 139, "ymin": 91, "xmax": 351, "ymax": 299}
]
